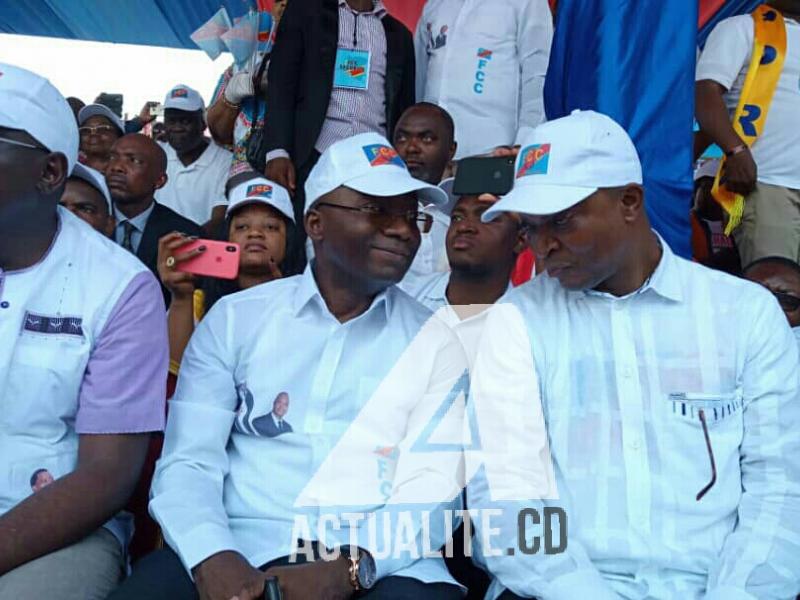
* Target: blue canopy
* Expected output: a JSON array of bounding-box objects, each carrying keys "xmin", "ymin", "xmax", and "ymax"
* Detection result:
[{"xmin": 0, "ymin": 0, "xmax": 251, "ymax": 49}]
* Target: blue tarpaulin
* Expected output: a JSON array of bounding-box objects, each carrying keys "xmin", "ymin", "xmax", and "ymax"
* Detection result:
[
  {"xmin": 545, "ymin": 0, "xmax": 700, "ymax": 259},
  {"xmin": 0, "ymin": 1, "xmax": 252, "ymax": 49}
]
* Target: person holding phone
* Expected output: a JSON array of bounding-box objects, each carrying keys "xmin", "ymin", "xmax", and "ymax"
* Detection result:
[{"xmin": 157, "ymin": 177, "xmax": 296, "ymax": 373}]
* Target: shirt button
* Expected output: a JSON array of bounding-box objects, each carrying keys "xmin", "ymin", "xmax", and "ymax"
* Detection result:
[
  {"xmin": 622, "ymin": 365, "xmax": 634, "ymax": 378},
  {"xmin": 0, "ymin": 301, "xmax": 8, "ymax": 309},
  {"xmin": 629, "ymin": 438, "xmax": 642, "ymax": 451}
]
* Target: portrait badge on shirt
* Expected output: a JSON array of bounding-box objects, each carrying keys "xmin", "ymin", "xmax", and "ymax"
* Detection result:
[{"xmin": 334, "ymin": 48, "xmax": 371, "ymax": 90}]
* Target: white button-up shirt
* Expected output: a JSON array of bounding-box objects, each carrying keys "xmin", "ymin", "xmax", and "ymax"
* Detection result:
[
  {"xmin": 150, "ymin": 266, "xmax": 467, "ymax": 585},
  {"xmin": 468, "ymin": 239, "xmax": 800, "ymax": 600},
  {"xmin": 155, "ymin": 141, "xmax": 232, "ymax": 226},
  {"xmin": 415, "ymin": 0, "xmax": 553, "ymax": 158}
]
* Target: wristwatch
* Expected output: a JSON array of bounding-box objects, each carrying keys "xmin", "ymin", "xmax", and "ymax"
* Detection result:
[{"xmin": 341, "ymin": 546, "xmax": 376, "ymax": 591}]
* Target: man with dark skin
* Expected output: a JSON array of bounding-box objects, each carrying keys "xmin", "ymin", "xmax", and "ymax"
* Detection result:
[
  {"xmin": 160, "ymin": 102, "xmax": 229, "ymax": 231},
  {"xmin": 468, "ymin": 110, "xmax": 800, "ymax": 600},
  {"xmin": 110, "ymin": 133, "xmax": 463, "ymax": 600},
  {"xmin": 107, "ymin": 134, "xmax": 201, "ymax": 304},
  {"xmin": 393, "ymin": 103, "xmax": 458, "ymax": 291},
  {"xmin": 744, "ymin": 256, "xmax": 800, "ymax": 332},
  {"xmin": 0, "ymin": 63, "xmax": 167, "ymax": 599},
  {"xmin": 60, "ymin": 163, "xmax": 116, "ymax": 237},
  {"xmin": 695, "ymin": 0, "xmax": 800, "ymax": 266},
  {"xmin": 393, "ymin": 102, "xmax": 457, "ymax": 185}
]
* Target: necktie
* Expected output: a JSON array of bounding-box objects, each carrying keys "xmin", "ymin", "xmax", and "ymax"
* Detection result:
[{"xmin": 121, "ymin": 221, "xmax": 136, "ymax": 253}]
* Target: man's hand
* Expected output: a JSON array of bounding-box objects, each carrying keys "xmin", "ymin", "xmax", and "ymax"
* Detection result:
[
  {"xmin": 138, "ymin": 101, "xmax": 160, "ymax": 125},
  {"xmin": 264, "ymin": 556, "xmax": 354, "ymax": 600},
  {"xmin": 721, "ymin": 148, "xmax": 757, "ymax": 197},
  {"xmin": 193, "ymin": 551, "xmax": 267, "ymax": 600},
  {"xmin": 265, "ymin": 157, "xmax": 296, "ymax": 195}
]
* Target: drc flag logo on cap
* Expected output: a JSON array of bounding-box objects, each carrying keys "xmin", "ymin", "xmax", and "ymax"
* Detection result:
[
  {"xmin": 246, "ymin": 183, "xmax": 273, "ymax": 198},
  {"xmin": 517, "ymin": 144, "xmax": 551, "ymax": 178},
  {"xmin": 363, "ymin": 144, "xmax": 405, "ymax": 168},
  {"xmin": 171, "ymin": 88, "xmax": 188, "ymax": 98}
]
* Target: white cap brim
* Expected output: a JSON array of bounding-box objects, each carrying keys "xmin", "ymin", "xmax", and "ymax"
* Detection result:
[
  {"xmin": 226, "ymin": 197, "xmax": 295, "ymax": 223},
  {"xmin": 482, "ymin": 182, "xmax": 597, "ymax": 222},
  {"xmin": 343, "ymin": 170, "xmax": 448, "ymax": 207}
]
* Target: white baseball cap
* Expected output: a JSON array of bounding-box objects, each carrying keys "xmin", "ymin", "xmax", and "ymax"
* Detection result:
[
  {"xmin": 78, "ymin": 103, "xmax": 125, "ymax": 135},
  {"xmin": 0, "ymin": 63, "xmax": 79, "ymax": 174},
  {"xmin": 163, "ymin": 84, "xmax": 205, "ymax": 112},
  {"xmin": 304, "ymin": 132, "xmax": 448, "ymax": 215},
  {"xmin": 227, "ymin": 177, "xmax": 295, "ymax": 223},
  {"xmin": 70, "ymin": 163, "xmax": 112, "ymax": 210},
  {"xmin": 482, "ymin": 110, "xmax": 643, "ymax": 222}
]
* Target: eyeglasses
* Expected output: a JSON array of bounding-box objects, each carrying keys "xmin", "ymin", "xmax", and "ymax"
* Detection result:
[
  {"xmin": 78, "ymin": 125, "xmax": 117, "ymax": 137},
  {"xmin": 773, "ymin": 291, "xmax": 800, "ymax": 312},
  {"xmin": 0, "ymin": 136, "xmax": 48, "ymax": 152},
  {"xmin": 314, "ymin": 202, "xmax": 433, "ymax": 233}
]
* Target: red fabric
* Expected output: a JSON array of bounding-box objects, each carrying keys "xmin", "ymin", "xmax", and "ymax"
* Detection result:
[
  {"xmin": 511, "ymin": 248, "xmax": 536, "ymax": 286},
  {"xmin": 699, "ymin": 0, "xmax": 727, "ymax": 26},
  {"xmin": 384, "ymin": 0, "xmax": 427, "ymax": 31}
]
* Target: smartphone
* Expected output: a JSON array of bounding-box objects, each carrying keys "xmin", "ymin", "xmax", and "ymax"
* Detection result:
[
  {"xmin": 149, "ymin": 103, "xmax": 164, "ymax": 117},
  {"xmin": 175, "ymin": 239, "xmax": 240, "ymax": 280},
  {"xmin": 453, "ymin": 156, "xmax": 515, "ymax": 197}
]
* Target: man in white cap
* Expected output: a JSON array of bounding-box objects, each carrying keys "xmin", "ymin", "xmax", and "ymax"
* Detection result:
[
  {"xmin": 467, "ymin": 110, "xmax": 800, "ymax": 599},
  {"xmin": 77, "ymin": 103, "xmax": 125, "ymax": 174},
  {"xmin": 111, "ymin": 132, "xmax": 466, "ymax": 600},
  {"xmin": 0, "ymin": 64, "xmax": 168, "ymax": 598},
  {"xmin": 155, "ymin": 84, "xmax": 232, "ymax": 229},
  {"xmin": 60, "ymin": 163, "xmax": 116, "ymax": 237}
]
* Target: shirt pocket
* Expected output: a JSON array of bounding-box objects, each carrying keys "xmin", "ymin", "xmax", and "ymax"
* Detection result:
[
  {"xmin": 3, "ymin": 334, "xmax": 88, "ymax": 434},
  {"xmin": 8, "ymin": 451, "xmax": 78, "ymax": 506},
  {"xmin": 664, "ymin": 389, "xmax": 745, "ymax": 460}
]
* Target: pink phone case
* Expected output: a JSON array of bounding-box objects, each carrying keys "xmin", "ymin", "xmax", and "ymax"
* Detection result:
[{"xmin": 175, "ymin": 239, "xmax": 240, "ymax": 280}]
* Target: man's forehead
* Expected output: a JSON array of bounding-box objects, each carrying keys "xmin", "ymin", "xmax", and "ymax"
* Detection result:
[{"xmin": 399, "ymin": 110, "xmax": 444, "ymax": 131}]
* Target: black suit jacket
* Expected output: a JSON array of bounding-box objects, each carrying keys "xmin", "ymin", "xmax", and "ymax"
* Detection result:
[
  {"xmin": 262, "ymin": 0, "xmax": 415, "ymax": 168},
  {"xmin": 136, "ymin": 202, "xmax": 202, "ymax": 306}
]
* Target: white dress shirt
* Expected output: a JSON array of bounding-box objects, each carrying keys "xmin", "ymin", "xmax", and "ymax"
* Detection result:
[
  {"xmin": 155, "ymin": 140, "xmax": 232, "ymax": 225},
  {"xmin": 415, "ymin": 0, "xmax": 553, "ymax": 158},
  {"xmin": 411, "ymin": 271, "xmax": 511, "ymax": 370},
  {"xmin": 150, "ymin": 266, "xmax": 467, "ymax": 586},
  {"xmin": 468, "ymin": 238, "xmax": 800, "ymax": 600}
]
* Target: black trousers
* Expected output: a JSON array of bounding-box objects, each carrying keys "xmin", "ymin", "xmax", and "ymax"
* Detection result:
[
  {"xmin": 285, "ymin": 150, "xmax": 321, "ymax": 275},
  {"xmin": 107, "ymin": 546, "xmax": 462, "ymax": 600}
]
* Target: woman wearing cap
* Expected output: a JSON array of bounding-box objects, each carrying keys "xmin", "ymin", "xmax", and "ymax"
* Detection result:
[{"xmin": 157, "ymin": 177, "xmax": 296, "ymax": 373}]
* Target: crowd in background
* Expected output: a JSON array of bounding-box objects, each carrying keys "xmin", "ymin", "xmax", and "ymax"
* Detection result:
[{"xmin": 1, "ymin": 0, "xmax": 800, "ymax": 599}]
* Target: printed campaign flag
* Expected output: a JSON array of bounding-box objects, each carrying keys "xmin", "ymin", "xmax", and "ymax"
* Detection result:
[
  {"xmin": 190, "ymin": 7, "xmax": 232, "ymax": 60},
  {"xmin": 222, "ymin": 12, "xmax": 260, "ymax": 71}
]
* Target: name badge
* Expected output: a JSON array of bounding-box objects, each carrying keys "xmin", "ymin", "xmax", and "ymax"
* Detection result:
[{"xmin": 334, "ymin": 48, "xmax": 370, "ymax": 90}]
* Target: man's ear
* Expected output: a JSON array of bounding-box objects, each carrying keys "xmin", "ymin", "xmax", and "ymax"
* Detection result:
[
  {"xmin": 305, "ymin": 209, "xmax": 324, "ymax": 243},
  {"xmin": 154, "ymin": 173, "xmax": 168, "ymax": 192},
  {"xmin": 38, "ymin": 153, "xmax": 69, "ymax": 196},
  {"xmin": 104, "ymin": 214, "xmax": 117, "ymax": 239},
  {"xmin": 619, "ymin": 184, "xmax": 645, "ymax": 224},
  {"xmin": 513, "ymin": 222, "xmax": 528, "ymax": 256}
]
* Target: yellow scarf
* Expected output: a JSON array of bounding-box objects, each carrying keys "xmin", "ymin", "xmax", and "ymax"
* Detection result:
[{"xmin": 712, "ymin": 4, "xmax": 787, "ymax": 234}]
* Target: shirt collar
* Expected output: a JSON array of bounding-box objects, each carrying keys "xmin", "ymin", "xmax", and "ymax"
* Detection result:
[
  {"xmin": 572, "ymin": 231, "xmax": 684, "ymax": 304},
  {"xmin": 114, "ymin": 201, "xmax": 155, "ymax": 232},
  {"xmin": 292, "ymin": 263, "xmax": 393, "ymax": 322},
  {"xmin": 338, "ymin": 0, "xmax": 387, "ymax": 17}
]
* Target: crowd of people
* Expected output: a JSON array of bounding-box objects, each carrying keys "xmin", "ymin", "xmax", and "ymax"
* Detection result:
[{"xmin": 1, "ymin": 0, "xmax": 799, "ymax": 599}]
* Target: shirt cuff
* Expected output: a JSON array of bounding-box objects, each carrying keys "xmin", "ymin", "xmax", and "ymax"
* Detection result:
[
  {"xmin": 265, "ymin": 149, "xmax": 290, "ymax": 163},
  {"xmin": 544, "ymin": 568, "xmax": 622, "ymax": 600},
  {"xmin": 705, "ymin": 586, "xmax": 756, "ymax": 600},
  {"xmin": 169, "ymin": 521, "xmax": 240, "ymax": 578}
]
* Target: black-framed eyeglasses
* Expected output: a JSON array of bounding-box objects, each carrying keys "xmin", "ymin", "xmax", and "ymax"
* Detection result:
[
  {"xmin": 773, "ymin": 291, "xmax": 800, "ymax": 312},
  {"xmin": 0, "ymin": 136, "xmax": 48, "ymax": 152},
  {"xmin": 78, "ymin": 125, "xmax": 117, "ymax": 137},
  {"xmin": 314, "ymin": 201, "xmax": 433, "ymax": 233}
]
